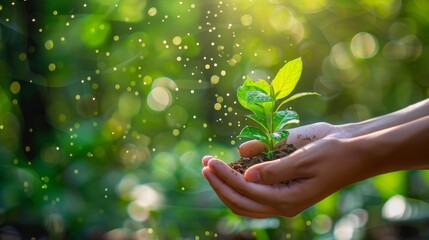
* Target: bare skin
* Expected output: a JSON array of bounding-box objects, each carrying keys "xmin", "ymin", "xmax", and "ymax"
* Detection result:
[{"xmin": 202, "ymin": 99, "xmax": 429, "ymax": 218}]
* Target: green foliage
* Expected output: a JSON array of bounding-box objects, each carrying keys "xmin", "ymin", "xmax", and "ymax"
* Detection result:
[
  {"xmin": 237, "ymin": 58, "xmax": 319, "ymax": 158},
  {"xmin": 2, "ymin": 0, "xmax": 429, "ymax": 239}
]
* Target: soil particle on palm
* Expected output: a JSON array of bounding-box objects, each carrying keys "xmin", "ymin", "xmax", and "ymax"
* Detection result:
[{"xmin": 228, "ymin": 144, "xmax": 296, "ymax": 174}]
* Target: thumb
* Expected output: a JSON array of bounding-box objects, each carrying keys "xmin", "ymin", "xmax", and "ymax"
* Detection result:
[
  {"xmin": 238, "ymin": 140, "xmax": 266, "ymax": 158},
  {"xmin": 244, "ymin": 158, "xmax": 296, "ymax": 184}
]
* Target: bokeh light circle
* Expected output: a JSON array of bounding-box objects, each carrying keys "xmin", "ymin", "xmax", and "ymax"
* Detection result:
[
  {"xmin": 350, "ymin": 32, "xmax": 379, "ymax": 59},
  {"xmin": 269, "ymin": 6, "xmax": 294, "ymax": 31},
  {"xmin": 147, "ymin": 87, "xmax": 172, "ymax": 111}
]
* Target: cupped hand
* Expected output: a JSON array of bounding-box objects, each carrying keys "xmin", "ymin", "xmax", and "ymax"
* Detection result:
[{"xmin": 202, "ymin": 122, "xmax": 362, "ymax": 217}]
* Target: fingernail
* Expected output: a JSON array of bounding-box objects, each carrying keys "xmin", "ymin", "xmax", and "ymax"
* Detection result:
[{"xmin": 245, "ymin": 170, "xmax": 261, "ymax": 182}]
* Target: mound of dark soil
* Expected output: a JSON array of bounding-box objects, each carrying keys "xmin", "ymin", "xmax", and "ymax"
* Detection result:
[{"xmin": 228, "ymin": 144, "xmax": 296, "ymax": 174}]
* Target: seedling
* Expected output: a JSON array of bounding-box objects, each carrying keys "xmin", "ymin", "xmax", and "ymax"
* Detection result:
[{"xmin": 237, "ymin": 57, "xmax": 319, "ymax": 159}]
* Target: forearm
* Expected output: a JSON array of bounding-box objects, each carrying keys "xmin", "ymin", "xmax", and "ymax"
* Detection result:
[
  {"xmin": 351, "ymin": 115, "xmax": 429, "ymax": 180},
  {"xmin": 340, "ymin": 98, "xmax": 429, "ymax": 138}
]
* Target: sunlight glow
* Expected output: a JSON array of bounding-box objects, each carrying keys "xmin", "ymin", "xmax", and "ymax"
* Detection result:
[{"xmin": 382, "ymin": 195, "xmax": 408, "ymax": 220}]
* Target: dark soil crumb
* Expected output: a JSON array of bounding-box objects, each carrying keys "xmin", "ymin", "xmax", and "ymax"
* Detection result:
[{"xmin": 228, "ymin": 144, "xmax": 296, "ymax": 174}]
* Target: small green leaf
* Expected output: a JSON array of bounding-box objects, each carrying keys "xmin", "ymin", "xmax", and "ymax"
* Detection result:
[
  {"xmin": 271, "ymin": 57, "xmax": 303, "ymax": 100},
  {"xmin": 238, "ymin": 126, "xmax": 270, "ymax": 148},
  {"xmin": 247, "ymin": 114, "xmax": 268, "ymax": 132},
  {"xmin": 276, "ymin": 92, "xmax": 320, "ymax": 111},
  {"xmin": 273, "ymin": 110, "xmax": 299, "ymax": 131},
  {"xmin": 242, "ymin": 77, "xmax": 271, "ymax": 93},
  {"xmin": 270, "ymin": 130, "xmax": 289, "ymax": 145},
  {"xmin": 237, "ymin": 85, "xmax": 266, "ymax": 115}
]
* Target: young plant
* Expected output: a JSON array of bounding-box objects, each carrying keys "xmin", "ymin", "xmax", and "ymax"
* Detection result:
[{"xmin": 237, "ymin": 57, "xmax": 319, "ymax": 159}]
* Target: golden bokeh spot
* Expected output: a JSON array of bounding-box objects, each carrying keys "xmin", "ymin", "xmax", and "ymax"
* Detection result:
[
  {"xmin": 10, "ymin": 81, "xmax": 21, "ymax": 94},
  {"xmin": 148, "ymin": 7, "xmax": 157, "ymax": 16},
  {"xmin": 214, "ymin": 103, "xmax": 222, "ymax": 110},
  {"xmin": 48, "ymin": 63, "xmax": 56, "ymax": 71},
  {"xmin": 210, "ymin": 75, "xmax": 220, "ymax": 84},
  {"xmin": 172, "ymin": 129, "xmax": 180, "ymax": 136},
  {"xmin": 172, "ymin": 36, "xmax": 182, "ymax": 46},
  {"xmin": 45, "ymin": 40, "xmax": 54, "ymax": 50}
]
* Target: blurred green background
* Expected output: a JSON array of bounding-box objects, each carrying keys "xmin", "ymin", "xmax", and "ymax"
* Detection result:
[{"xmin": 1, "ymin": 0, "xmax": 429, "ymax": 239}]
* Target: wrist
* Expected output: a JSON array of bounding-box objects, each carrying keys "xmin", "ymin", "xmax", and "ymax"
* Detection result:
[{"xmin": 349, "ymin": 116, "xmax": 429, "ymax": 175}]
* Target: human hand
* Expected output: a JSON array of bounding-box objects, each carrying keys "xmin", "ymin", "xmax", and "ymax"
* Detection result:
[
  {"xmin": 203, "ymin": 101, "xmax": 429, "ymax": 217},
  {"xmin": 202, "ymin": 122, "xmax": 362, "ymax": 217},
  {"xmin": 238, "ymin": 122, "xmax": 348, "ymax": 157}
]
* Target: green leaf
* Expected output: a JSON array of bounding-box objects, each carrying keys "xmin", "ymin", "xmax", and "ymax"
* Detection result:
[
  {"xmin": 246, "ymin": 90, "xmax": 273, "ymax": 104},
  {"xmin": 242, "ymin": 77, "xmax": 271, "ymax": 93},
  {"xmin": 276, "ymin": 92, "xmax": 320, "ymax": 111},
  {"xmin": 271, "ymin": 57, "xmax": 303, "ymax": 100},
  {"xmin": 237, "ymin": 85, "xmax": 266, "ymax": 115},
  {"xmin": 270, "ymin": 130, "xmax": 289, "ymax": 145},
  {"xmin": 238, "ymin": 126, "xmax": 270, "ymax": 148},
  {"xmin": 247, "ymin": 114, "xmax": 268, "ymax": 132},
  {"xmin": 273, "ymin": 110, "xmax": 299, "ymax": 131},
  {"xmin": 237, "ymin": 78, "xmax": 275, "ymax": 116}
]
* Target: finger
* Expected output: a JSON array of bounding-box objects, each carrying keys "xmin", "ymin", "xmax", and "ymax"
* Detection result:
[
  {"xmin": 202, "ymin": 166, "xmax": 277, "ymax": 218},
  {"xmin": 205, "ymin": 161, "xmax": 317, "ymax": 217},
  {"xmin": 202, "ymin": 155, "xmax": 215, "ymax": 167},
  {"xmin": 244, "ymin": 150, "xmax": 310, "ymax": 184},
  {"xmin": 208, "ymin": 159, "xmax": 294, "ymax": 205},
  {"xmin": 238, "ymin": 140, "xmax": 266, "ymax": 157}
]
